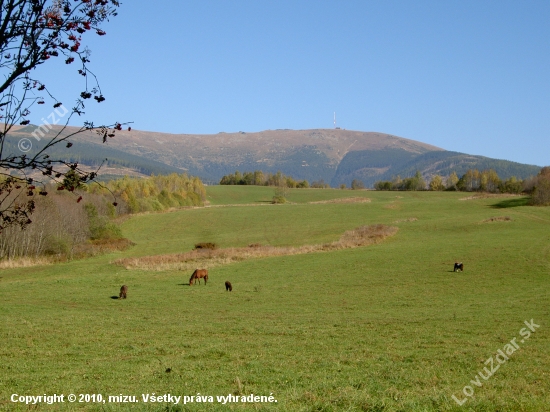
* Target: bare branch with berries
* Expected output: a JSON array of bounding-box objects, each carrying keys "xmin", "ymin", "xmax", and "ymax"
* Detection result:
[{"xmin": 0, "ymin": 0, "xmax": 123, "ymax": 231}]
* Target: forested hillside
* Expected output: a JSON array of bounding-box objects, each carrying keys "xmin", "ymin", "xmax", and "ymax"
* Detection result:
[{"xmin": 332, "ymin": 149, "xmax": 542, "ymax": 187}]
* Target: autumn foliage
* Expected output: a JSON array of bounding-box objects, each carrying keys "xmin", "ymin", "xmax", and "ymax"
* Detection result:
[
  {"xmin": 528, "ymin": 167, "xmax": 550, "ymax": 206},
  {"xmin": 375, "ymin": 168, "xmax": 547, "ymax": 196},
  {"xmin": 0, "ymin": 173, "xmax": 206, "ymax": 261}
]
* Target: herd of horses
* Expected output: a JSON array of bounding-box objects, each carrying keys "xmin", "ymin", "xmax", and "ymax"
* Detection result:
[
  {"xmin": 118, "ymin": 269, "xmax": 232, "ymax": 299},
  {"xmin": 188, "ymin": 269, "xmax": 232, "ymax": 291},
  {"xmin": 118, "ymin": 263, "xmax": 463, "ymax": 299}
]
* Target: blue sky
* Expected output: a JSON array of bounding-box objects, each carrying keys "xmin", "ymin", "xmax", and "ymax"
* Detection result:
[{"xmin": 33, "ymin": 1, "xmax": 549, "ymax": 166}]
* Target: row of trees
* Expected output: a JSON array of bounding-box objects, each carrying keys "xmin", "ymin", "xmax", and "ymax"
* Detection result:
[
  {"xmin": 374, "ymin": 171, "xmax": 427, "ymax": 191},
  {"xmin": 373, "ymin": 167, "xmax": 550, "ymax": 205},
  {"xmin": 220, "ymin": 171, "xmax": 369, "ymax": 190},
  {"xmin": 0, "ymin": 189, "xmax": 122, "ymax": 260},
  {"xmin": 221, "ymin": 168, "xmax": 550, "ymax": 206},
  {"xmin": 220, "ymin": 170, "xmax": 310, "ymax": 188},
  {"xmin": 0, "ymin": 173, "xmax": 206, "ymax": 260},
  {"xmin": 0, "ymin": 193, "xmax": 88, "ymax": 260},
  {"xmin": 375, "ymin": 169, "xmax": 526, "ymax": 193}
]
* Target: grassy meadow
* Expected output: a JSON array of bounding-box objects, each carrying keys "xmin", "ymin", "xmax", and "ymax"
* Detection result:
[{"xmin": 1, "ymin": 187, "xmax": 549, "ymax": 411}]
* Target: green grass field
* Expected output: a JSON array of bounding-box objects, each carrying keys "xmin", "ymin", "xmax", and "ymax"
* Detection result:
[{"xmin": 1, "ymin": 187, "xmax": 549, "ymax": 411}]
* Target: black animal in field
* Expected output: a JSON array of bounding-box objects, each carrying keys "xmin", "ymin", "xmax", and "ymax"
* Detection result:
[
  {"xmin": 453, "ymin": 262, "xmax": 464, "ymax": 272},
  {"xmin": 225, "ymin": 281, "xmax": 232, "ymax": 292},
  {"xmin": 119, "ymin": 285, "xmax": 128, "ymax": 299}
]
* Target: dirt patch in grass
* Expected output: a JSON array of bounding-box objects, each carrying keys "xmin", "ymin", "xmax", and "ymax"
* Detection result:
[
  {"xmin": 481, "ymin": 216, "xmax": 512, "ymax": 223},
  {"xmin": 309, "ymin": 197, "xmax": 371, "ymax": 204},
  {"xmin": 394, "ymin": 217, "xmax": 418, "ymax": 223},
  {"xmin": 114, "ymin": 224, "xmax": 398, "ymax": 272},
  {"xmin": 0, "ymin": 257, "xmax": 56, "ymax": 269},
  {"xmin": 74, "ymin": 238, "xmax": 135, "ymax": 258},
  {"xmin": 384, "ymin": 202, "xmax": 401, "ymax": 210}
]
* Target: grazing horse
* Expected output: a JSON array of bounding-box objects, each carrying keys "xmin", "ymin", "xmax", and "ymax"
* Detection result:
[
  {"xmin": 119, "ymin": 285, "xmax": 128, "ymax": 299},
  {"xmin": 189, "ymin": 269, "xmax": 208, "ymax": 285},
  {"xmin": 225, "ymin": 281, "xmax": 232, "ymax": 292},
  {"xmin": 454, "ymin": 262, "xmax": 464, "ymax": 272}
]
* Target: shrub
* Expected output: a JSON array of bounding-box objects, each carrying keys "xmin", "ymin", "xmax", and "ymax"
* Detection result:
[
  {"xmin": 499, "ymin": 176, "xmax": 523, "ymax": 194},
  {"xmin": 85, "ymin": 203, "xmax": 123, "ymax": 240},
  {"xmin": 311, "ymin": 180, "xmax": 330, "ymax": 188},
  {"xmin": 194, "ymin": 242, "xmax": 218, "ymax": 250},
  {"xmin": 374, "ymin": 181, "xmax": 393, "ymax": 191},
  {"xmin": 43, "ymin": 235, "xmax": 72, "ymax": 256},
  {"xmin": 377, "ymin": 171, "xmax": 425, "ymax": 191},
  {"xmin": 101, "ymin": 222, "xmax": 123, "ymax": 239},
  {"xmin": 351, "ymin": 179, "xmax": 365, "ymax": 190},
  {"xmin": 271, "ymin": 195, "xmax": 287, "ymax": 204}
]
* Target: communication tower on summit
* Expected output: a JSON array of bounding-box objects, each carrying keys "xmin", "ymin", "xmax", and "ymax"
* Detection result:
[{"xmin": 333, "ymin": 112, "xmax": 340, "ymax": 129}]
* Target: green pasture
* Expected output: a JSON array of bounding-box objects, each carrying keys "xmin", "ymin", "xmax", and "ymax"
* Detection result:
[
  {"xmin": 1, "ymin": 187, "xmax": 549, "ymax": 411},
  {"xmin": 203, "ymin": 185, "xmax": 373, "ymax": 206}
]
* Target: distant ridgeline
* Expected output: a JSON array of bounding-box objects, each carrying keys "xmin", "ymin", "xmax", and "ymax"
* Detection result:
[
  {"xmin": 4, "ymin": 129, "xmax": 183, "ymax": 178},
  {"xmin": 6, "ymin": 126, "xmax": 542, "ymax": 187}
]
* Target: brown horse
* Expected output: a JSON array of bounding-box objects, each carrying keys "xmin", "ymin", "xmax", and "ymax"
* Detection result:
[
  {"xmin": 225, "ymin": 281, "xmax": 232, "ymax": 292},
  {"xmin": 119, "ymin": 285, "xmax": 128, "ymax": 299},
  {"xmin": 189, "ymin": 269, "xmax": 208, "ymax": 285}
]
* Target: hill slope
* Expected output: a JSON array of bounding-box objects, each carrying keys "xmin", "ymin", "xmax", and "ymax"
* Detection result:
[{"xmin": 6, "ymin": 126, "xmax": 541, "ymax": 186}]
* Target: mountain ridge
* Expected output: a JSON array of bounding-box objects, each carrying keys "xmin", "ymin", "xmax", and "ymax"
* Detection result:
[{"xmin": 6, "ymin": 125, "xmax": 541, "ymax": 186}]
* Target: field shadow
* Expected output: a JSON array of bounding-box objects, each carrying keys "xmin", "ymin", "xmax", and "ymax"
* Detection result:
[
  {"xmin": 177, "ymin": 283, "xmax": 192, "ymax": 286},
  {"xmin": 110, "ymin": 296, "xmax": 119, "ymax": 300},
  {"xmin": 491, "ymin": 197, "xmax": 529, "ymax": 209}
]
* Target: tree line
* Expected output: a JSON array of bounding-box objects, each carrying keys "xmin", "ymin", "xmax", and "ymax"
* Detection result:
[
  {"xmin": 0, "ymin": 173, "xmax": 206, "ymax": 261},
  {"xmin": 220, "ymin": 170, "xmax": 322, "ymax": 188},
  {"xmin": 89, "ymin": 173, "xmax": 206, "ymax": 214},
  {"xmin": 373, "ymin": 167, "xmax": 550, "ymax": 205}
]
